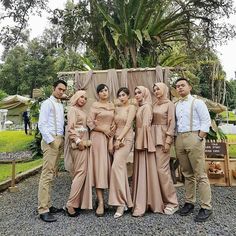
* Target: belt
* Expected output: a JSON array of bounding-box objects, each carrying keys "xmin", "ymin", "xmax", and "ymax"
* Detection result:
[
  {"xmin": 177, "ymin": 131, "xmax": 199, "ymax": 135},
  {"xmin": 75, "ymin": 127, "xmax": 88, "ymax": 132}
]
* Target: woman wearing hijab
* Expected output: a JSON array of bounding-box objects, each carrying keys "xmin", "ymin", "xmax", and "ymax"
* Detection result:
[
  {"xmin": 152, "ymin": 82, "xmax": 179, "ymax": 215},
  {"xmin": 64, "ymin": 90, "xmax": 93, "ymax": 217},
  {"xmin": 108, "ymin": 87, "xmax": 136, "ymax": 219},
  {"xmin": 132, "ymin": 86, "xmax": 164, "ymax": 217},
  {"xmin": 87, "ymin": 84, "xmax": 115, "ymax": 217}
]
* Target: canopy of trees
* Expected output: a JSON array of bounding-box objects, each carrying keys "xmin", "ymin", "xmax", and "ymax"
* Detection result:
[{"xmin": 0, "ymin": 0, "xmax": 235, "ymax": 108}]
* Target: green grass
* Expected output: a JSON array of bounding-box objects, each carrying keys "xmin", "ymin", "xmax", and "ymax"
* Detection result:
[
  {"xmin": 220, "ymin": 111, "xmax": 236, "ymax": 121},
  {"xmin": 227, "ymin": 134, "xmax": 236, "ymax": 158},
  {"xmin": 0, "ymin": 131, "xmax": 34, "ymax": 152},
  {"xmin": 0, "ymin": 159, "xmax": 43, "ymax": 182}
]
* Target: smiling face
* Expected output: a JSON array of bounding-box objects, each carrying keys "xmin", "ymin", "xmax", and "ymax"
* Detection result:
[
  {"xmin": 76, "ymin": 95, "xmax": 87, "ymax": 107},
  {"xmin": 153, "ymin": 85, "xmax": 163, "ymax": 98},
  {"xmin": 118, "ymin": 90, "xmax": 129, "ymax": 105},
  {"xmin": 176, "ymin": 79, "xmax": 192, "ymax": 97},
  {"xmin": 52, "ymin": 83, "xmax": 67, "ymax": 99},
  {"xmin": 98, "ymin": 86, "xmax": 109, "ymax": 100},
  {"xmin": 134, "ymin": 88, "xmax": 143, "ymax": 103}
]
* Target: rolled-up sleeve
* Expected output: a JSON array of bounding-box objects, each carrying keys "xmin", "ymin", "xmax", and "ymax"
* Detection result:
[{"xmin": 196, "ymin": 100, "xmax": 211, "ymax": 133}]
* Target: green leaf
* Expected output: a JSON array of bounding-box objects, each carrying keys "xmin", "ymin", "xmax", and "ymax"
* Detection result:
[{"xmin": 134, "ymin": 29, "xmax": 143, "ymax": 44}]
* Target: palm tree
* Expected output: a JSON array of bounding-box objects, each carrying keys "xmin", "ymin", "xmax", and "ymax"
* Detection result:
[{"xmin": 94, "ymin": 0, "xmax": 192, "ymax": 68}]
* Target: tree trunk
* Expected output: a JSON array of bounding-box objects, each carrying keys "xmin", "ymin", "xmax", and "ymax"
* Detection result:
[{"xmin": 130, "ymin": 45, "xmax": 137, "ymax": 68}]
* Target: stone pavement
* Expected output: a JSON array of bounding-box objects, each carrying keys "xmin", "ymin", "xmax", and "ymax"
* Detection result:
[{"xmin": 0, "ymin": 172, "xmax": 236, "ymax": 235}]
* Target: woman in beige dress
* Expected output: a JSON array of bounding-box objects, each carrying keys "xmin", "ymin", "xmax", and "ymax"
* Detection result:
[
  {"xmin": 132, "ymin": 86, "xmax": 164, "ymax": 217},
  {"xmin": 108, "ymin": 87, "xmax": 136, "ymax": 218},
  {"xmin": 152, "ymin": 82, "xmax": 179, "ymax": 214},
  {"xmin": 87, "ymin": 84, "xmax": 115, "ymax": 217},
  {"xmin": 64, "ymin": 90, "xmax": 92, "ymax": 217}
]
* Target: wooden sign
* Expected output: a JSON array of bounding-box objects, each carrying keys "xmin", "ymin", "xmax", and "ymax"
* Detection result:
[{"xmin": 205, "ymin": 142, "xmax": 227, "ymax": 156}]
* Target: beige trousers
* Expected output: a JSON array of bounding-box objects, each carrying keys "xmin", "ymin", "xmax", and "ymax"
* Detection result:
[
  {"xmin": 38, "ymin": 136, "xmax": 64, "ymax": 214},
  {"xmin": 175, "ymin": 132, "xmax": 212, "ymax": 210}
]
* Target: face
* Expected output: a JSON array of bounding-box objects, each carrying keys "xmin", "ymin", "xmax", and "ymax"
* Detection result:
[
  {"xmin": 52, "ymin": 83, "xmax": 67, "ymax": 99},
  {"xmin": 153, "ymin": 85, "xmax": 162, "ymax": 98},
  {"xmin": 176, "ymin": 80, "xmax": 191, "ymax": 97},
  {"xmin": 98, "ymin": 86, "xmax": 109, "ymax": 100},
  {"xmin": 134, "ymin": 88, "xmax": 143, "ymax": 103},
  {"xmin": 118, "ymin": 91, "xmax": 129, "ymax": 104},
  {"xmin": 76, "ymin": 95, "xmax": 87, "ymax": 107}
]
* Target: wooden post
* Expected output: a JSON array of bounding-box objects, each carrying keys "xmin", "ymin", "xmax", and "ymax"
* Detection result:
[{"xmin": 8, "ymin": 160, "xmax": 19, "ymax": 192}]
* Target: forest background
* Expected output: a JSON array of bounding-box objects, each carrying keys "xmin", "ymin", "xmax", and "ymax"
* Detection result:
[{"xmin": 0, "ymin": 0, "xmax": 236, "ymax": 110}]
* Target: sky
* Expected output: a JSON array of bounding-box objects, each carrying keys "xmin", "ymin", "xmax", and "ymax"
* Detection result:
[{"xmin": 1, "ymin": 0, "xmax": 236, "ymax": 80}]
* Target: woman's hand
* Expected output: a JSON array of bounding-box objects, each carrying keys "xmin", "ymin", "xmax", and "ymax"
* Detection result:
[
  {"xmin": 162, "ymin": 143, "xmax": 171, "ymax": 153},
  {"xmin": 114, "ymin": 140, "xmax": 121, "ymax": 150},
  {"xmin": 78, "ymin": 141, "xmax": 85, "ymax": 151}
]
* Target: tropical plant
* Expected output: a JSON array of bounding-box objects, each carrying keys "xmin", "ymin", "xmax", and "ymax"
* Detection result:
[{"xmin": 94, "ymin": 0, "xmax": 235, "ymax": 68}]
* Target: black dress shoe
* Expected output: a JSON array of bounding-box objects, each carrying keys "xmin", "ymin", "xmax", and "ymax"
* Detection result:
[
  {"xmin": 179, "ymin": 203, "xmax": 194, "ymax": 216},
  {"xmin": 194, "ymin": 208, "xmax": 213, "ymax": 222},
  {"xmin": 39, "ymin": 212, "xmax": 57, "ymax": 222},
  {"xmin": 49, "ymin": 206, "xmax": 64, "ymax": 214}
]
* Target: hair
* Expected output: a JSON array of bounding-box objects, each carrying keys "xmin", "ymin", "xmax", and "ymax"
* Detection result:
[
  {"xmin": 116, "ymin": 87, "xmax": 130, "ymax": 98},
  {"xmin": 175, "ymin": 77, "xmax": 191, "ymax": 86},
  {"xmin": 96, "ymin": 84, "xmax": 108, "ymax": 94},
  {"xmin": 53, "ymin": 79, "xmax": 67, "ymax": 88},
  {"xmin": 153, "ymin": 83, "xmax": 158, "ymax": 90}
]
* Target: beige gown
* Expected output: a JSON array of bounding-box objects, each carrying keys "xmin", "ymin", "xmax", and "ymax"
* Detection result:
[
  {"xmin": 87, "ymin": 101, "xmax": 115, "ymax": 189},
  {"xmin": 132, "ymin": 103, "xmax": 164, "ymax": 216},
  {"xmin": 66, "ymin": 106, "xmax": 92, "ymax": 209},
  {"xmin": 108, "ymin": 104, "xmax": 136, "ymax": 208},
  {"xmin": 152, "ymin": 101, "xmax": 178, "ymax": 208}
]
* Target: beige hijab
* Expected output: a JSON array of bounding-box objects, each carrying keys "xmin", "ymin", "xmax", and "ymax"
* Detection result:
[
  {"xmin": 153, "ymin": 82, "xmax": 170, "ymax": 105},
  {"xmin": 70, "ymin": 90, "xmax": 87, "ymax": 106},
  {"xmin": 135, "ymin": 86, "xmax": 152, "ymax": 105}
]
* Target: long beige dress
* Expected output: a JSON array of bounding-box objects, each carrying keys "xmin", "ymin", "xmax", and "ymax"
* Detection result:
[
  {"xmin": 87, "ymin": 101, "xmax": 115, "ymax": 189},
  {"xmin": 66, "ymin": 106, "xmax": 92, "ymax": 209},
  {"xmin": 152, "ymin": 100, "xmax": 178, "ymax": 209},
  {"xmin": 132, "ymin": 102, "xmax": 164, "ymax": 216},
  {"xmin": 108, "ymin": 104, "xmax": 136, "ymax": 208}
]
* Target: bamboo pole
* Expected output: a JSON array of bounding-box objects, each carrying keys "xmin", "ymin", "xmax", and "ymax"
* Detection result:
[{"xmin": 57, "ymin": 66, "xmax": 184, "ymax": 76}]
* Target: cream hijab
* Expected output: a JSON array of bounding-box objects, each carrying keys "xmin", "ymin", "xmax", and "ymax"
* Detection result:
[
  {"xmin": 70, "ymin": 90, "xmax": 87, "ymax": 106},
  {"xmin": 153, "ymin": 82, "xmax": 170, "ymax": 105},
  {"xmin": 135, "ymin": 86, "xmax": 152, "ymax": 105}
]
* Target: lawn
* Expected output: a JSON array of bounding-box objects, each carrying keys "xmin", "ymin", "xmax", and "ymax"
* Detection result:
[
  {"xmin": 227, "ymin": 134, "xmax": 236, "ymax": 158},
  {"xmin": 0, "ymin": 130, "xmax": 34, "ymax": 152},
  {"xmin": 0, "ymin": 159, "xmax": 42, "ymax": 182},
  {"xmin": 0, "ymin": 130, "xmax": 42, "ymax": 182}
]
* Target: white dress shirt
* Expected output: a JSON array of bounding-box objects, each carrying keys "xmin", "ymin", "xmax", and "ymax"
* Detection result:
[
  {"xmin": 38, "ymin": 96, "xmax": 64, "ymax": 144},
  {"xmin": 175, "ymin": 94, "xmax": 211, "ymax": 133}
]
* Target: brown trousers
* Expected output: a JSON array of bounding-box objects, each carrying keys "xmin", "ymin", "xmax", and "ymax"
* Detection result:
[
  {"xmin": 38, "ymin": 136, "xmax": 64, "ymax": 214},
  {"xmin": 175, "ymin": 132, "xmax": 212, "ymax": 210}
]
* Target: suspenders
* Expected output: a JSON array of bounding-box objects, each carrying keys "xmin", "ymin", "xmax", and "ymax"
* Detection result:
[
  {"xmin": 190, "ymin": 98, "xmax": 196, "ymax": 132},
  {"xmin": 176, "ymin": 98, "xmax": 196, "ymax": 132}
]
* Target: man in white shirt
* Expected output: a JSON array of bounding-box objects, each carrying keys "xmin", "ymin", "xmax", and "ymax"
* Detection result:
[
  {"xmin": 175, "ymin": 78, "xmax": 212, "ymax": 222},
  {"xmin": 38, "ymin": 80, "xmax": 67, "ymax": 222}
]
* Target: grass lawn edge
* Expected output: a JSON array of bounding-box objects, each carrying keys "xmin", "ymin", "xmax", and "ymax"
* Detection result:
[{"xmin": 0, "ymin": 164, "xmax": 42, "ymax": 192}]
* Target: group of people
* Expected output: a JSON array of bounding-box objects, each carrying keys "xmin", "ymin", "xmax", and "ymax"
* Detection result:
[{"xmin": 37, "ymin": 78, "xmax": 213, "ymax": 223}]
